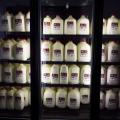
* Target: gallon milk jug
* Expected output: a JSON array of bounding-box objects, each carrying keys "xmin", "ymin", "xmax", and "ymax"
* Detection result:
[
  {"xmin": 67, "ymin": 88, "xmax": 80, "ymax": 109},
  {"xmin": 41, "ymin": 64, "xmax": 51, "ymax": 83},
  {"xmin": 105, "ymin": 90, "xmax": 117, "ymax": 110},
  {"xmin": 80, "ymin": 88, "xmax": 90, "ymax": 104},
  {"xmin": 77, "ymin": 15, "xmax": 89, "ymax": 35},
  {"xmin": 107, "ymin": 65, "xmax": 119, "ymax": 85},
  {"xmin": 81, "ymin": 65, "xmax": 91, "ymax": 85},
  {"xmin": 101, "ymin": 43, "xmax": 106, "ymax": 62},
  {"xmin": 26, "ymin": 64, "xmax": 31, "ymax": 83},
  {"xmin": 107, "ymin": 41, "xmax": 120, "ymax": 62},
  {"xmin": 28, "ymin": 88, "xmax": 31, "ymax": 105},
  {"xmin": 14, "ymin": 39, "xmax": 30, "ymax": 60},
  {"xmin": 69, "ymin": 65, "xmax": 80, "ymax": 84},
  {"xmin": 15, "ymin": 64, "xmax": 27, "ymax": 83},
  {"xmin": 101, "ymin": 66, "xmax": 106, "ymax": 85},
  {"xmin": 103, "ymin": 18, "xmax": 107, "ymax": 34},
  {"xmin": 65, "ymin": 41, "xmax": 77, "ymax": 61},
  {"xmin": 14, "ymin": 12, "xmax": 25, "ymax": 32},
  {"xmin": 1, "ymin": 40, "xmax": 14, "ymax": 59},
  {"xmin": 100, "ymin": 91, "xmax": 105, "ymax": 109},
  {"xmin": 107, "ymin": 15, "xmax": 120, "ymax": 34},
  {"xmin": 14, "ymin": 89, "xmax": 25, "ymax": 110},
  {"xmin": 1, "ymin": 12, "xmax": 12, "ymax": 31},
  {"xmin": 3, "ymin": 63, "xmax": 14, "ymax": 83},
  {"xmin": 60, "ymin": 65, "xmax": 68, "ymax": 84},
  {"xmin": 51, "ymin": 64, "xmax": 59, "ymax": 84},
  {"xmin": 25, "ymin": 11, "xmax": 30, "ymax": 32},
  {"xmin": 6, "ymin": 88, "xmax": 15, "ymax": 110},
  {"xmin": 51, "ymin": 15, "xmax": 63, "ymax": 34},
  {"xmin": 52, "ymin": 41, "xmax": 64, "ymax": 61},
  {"xmin": 41, "ymin": 41, "xmax": 52, "ymax": 61},
  {"xmin": 43, "ymin": 88, "xmax": 56, "ymax": 108},
  {"xmin": 0, "ymin": 64, "xmax": 2, "ymax": 82},
  {"xmin": 0, "ymin": 88, "xmax": 6, "ymax": 109},
  {"xmin": 56, "ymin": 88, "xmax": 67, "ymax": 108},
  {"xmin": 64, "ymin": 15, "xmax": 76, "ymax": 35},
  {"xmin": 43, "ymin": 15, "xmax": 51, "ymax": 34},
  {"xmin": 77, "ymin": 39, "xmax": 91, "ymax": 62}
]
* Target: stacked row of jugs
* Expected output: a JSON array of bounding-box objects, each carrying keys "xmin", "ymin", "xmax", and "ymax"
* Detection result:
[
  {"xmin": 0, "ymin": 87, "xmax": 31, "ymax": 110},
  {"xmin": 42, "ymin": 64, "xmax": 91, "ymax": 85},
  {"xmin": 0, "ymin": 39, "xmax": 30, "ymax": 60},
  {"xmin": 0, "ymin": 64, "xmax": 30, "ymax": 83},
  {"xmin": 0, "ymin": 11, "xmax": 30, "ymax": 32}
]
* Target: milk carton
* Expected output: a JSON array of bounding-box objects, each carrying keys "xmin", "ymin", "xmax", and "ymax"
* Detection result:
[
  {"xmin": 43, "ymin": 15, "xmax": 51, "ymax": 34},
  {"xmin": 51, "ymin": 15, "xmax": 63, "ymax": 34},
  {"xmin": 1, "ymin": 12, "xmax": 12, "ymax": 31},
  {"xmin": 41, "ymin": 41, "xmax": 52, "ymax": 61},
  {"xmin": 105, "ymin": 90, "xmax": 117, "ymax": 110},
  {"xmin": 67, "ymin": 88, "xmax": 80, "ymax": 109},
  {"xmin": 77, "ymin": 15, "xmax": 89, "ymax": 35},
  {"xmin": 81, "ymin": 65, "xmax": 91, "ymax": 85},
  {"xmin": 77, "ymin": 39, "xmax": 91, "ymax": 62},
  {"xmin": 51, "ymin": 64, "xmax": 59, "ymax": 84},
  {"xmin": 52, "ymin": 41, "xmax": 64, "ymax": 61},
  {"xmin": 65, "ymin": 41, "xmax": 77, "ymax": 61},
  {"xmin": 14, "ymin": 12, "xmax": 25, "ymax": 32},
  {"xmin": 100, "ymin": 91, "xmax": 105, "ymax": 109},
  {"xmin": 43, "ymin": 88, "xmax": 56, "ymax": 108},
  {"xmin": 64, "ymin": 15, "xmax": 76, "ymax": 35},
  {"xmin": 25, "ymin": 11, "xmax": 30, "ymax": 32},
  {"xmin": 107, "ymin": 65, "xmax": 119, "ymax": 85},
  {"xmin": 103, "ymin": 18, "xmax": 107, "ymax": 34},
  {"xmin": 101, "ymin": 66, "xmax": 106, "ymax": 85},
  {"xmin": 41, "ymin": 64, "xmax": 51, "ymax": 83},
  {"xmin": 56, "ymin": 88, "xmax": 67, "ymax": 108},
  {"xmin": 107, "ymin": 15, "xmax": 120, "ymax": 34},
  {"xmin": 69, "ymin": 65, "xmax": 80, "ymax": 84},
  {"xmin": 60, "ymin": 65, "xmax": 68, "ymax": 84}
]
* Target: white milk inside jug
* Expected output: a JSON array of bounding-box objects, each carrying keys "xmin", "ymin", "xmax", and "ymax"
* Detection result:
[
  {"xmin": 107, "ymin": 65, "xmax": 119, "ymax": 85},
  {"xmin": 65, "ymin": 41, "xmax": 77, "ymax": 61},
  {"xmin": 107, "ymin": 15, "xmax": 120, "ymax": 34},
  {"xmin": 41, "ymin": 64, "xmax": 51, "ymax": 83},
  {"xmin": 43, "ymin": 15, "xmax": 51, "ymax": 34},
  {"xmin": 15, "ymin": 64, "xmax": 27, "ymax": 83},
  {"xmin": 14, "ymin": 89, "xmax": 25, "ymax": 110},
  {"xmin": 56, "ymin": 88, "xmax": 67, "ymax": 108},
  {"xmin": 78, "ymin": 39, "xmax": 91, "ymax": 62},
  {"xmin": 1, "ymin": 40, "xmax": 14, "ymax": 59},
  {"xmin": 60, "ymin": 65, "xmax": 68, "ymax": 84},
  {"xmin": 41, "ymin": 41, "xmax": 52, "ymax": 61},
  {"xmin": 0, "ymin": 89, "xmax": 6, "ymax": 109},
  {"xmin": 51, "ymin": 64, "xmax": 59, "ymax": 84},
  {"xmin": 27, "ymin": 65, "xmax": 31, "ymax": 83},
  {"xmin": 3, "ymin": 63, "xmax": 14, "ymax": 83},
  {"xmin": 77, "ymin": 15, "xmax": 89, "ymax": 35},
  {"xmin": 0, "ymin": 64, "xmax": 2, "ymax": 82},
  {"xmin": 69, "ymin": 65, "xmax": 80, "ymax": 84},
  {"xmin": 67, "ymin": 88, "xmax": 80, "ymax": 109},
  {"xmin": 103, "ymin": 18, "xmax": 107, "ymax": 34},
  {"xmin": 25, "ymin": 11, "xmax": 30, "ymax": 32},
  {"xmin": 51, "ymin": 15, "xmax": 63, "ymax": 34},
  {"xmin": 14, "ymin": 12, "xmax": 25, "ymax": 32},
  {"xmin": 101, "ymin": 66, "xmax": 106, "ymax": 85},
  {"xmin": 43, "ymin": 88, "xmax": 56, "ymax": 108},
  {"xmin": 81, "ymin": 65, "xmax": 91, "ymax": 85},
  {"xmin": 80, "ymin": 88, "xmax": 90, "ymax": 104},
  {"xmin": 6, "ymin": 89, "xmax": 15, "ymax": 109},
  {"xmin": 64, "ymin": 15, "xmax": 76, "ymax": 35},
  {"xmin": 100, "ymin": 91, "xmax": 105, "ymax": 109},
  {"xmin": 107, "ymin": 41, "xmax": 120, "ymax": 62},
  {"xmin": 101, "ymin": 44, "xmax": 106, "ymax": 62},
  {"xmin": 52, "ymin": 41, "xmax": 64, "ymax": 61},
  {"xmin": 105, "ymin": 90, "xmax": 117, "ymax": 110},
  {"xmin": 1, "ymin": 12, "xmax": 12, "ymax": 31},
  {"xmin": 14, "ymin": 39, "xmax": 29, "ymax": 60}
]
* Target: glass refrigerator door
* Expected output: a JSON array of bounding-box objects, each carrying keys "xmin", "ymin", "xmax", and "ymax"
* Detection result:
[
  {"xmin": 100, "ymin": 0, "xmax": 120, "ymax": 119},
  {"xmin": 0, "ymin": 0, "xmax": 31, "ymax": 119},
  {"xmin": 40, "ymin": 0, "xmax": 94, "ymax": 119}
]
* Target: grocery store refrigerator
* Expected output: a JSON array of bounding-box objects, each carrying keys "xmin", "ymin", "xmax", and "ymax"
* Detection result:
[{"xmin": 0, "ymin": 0, "xmax": 31, "ymax": 120}]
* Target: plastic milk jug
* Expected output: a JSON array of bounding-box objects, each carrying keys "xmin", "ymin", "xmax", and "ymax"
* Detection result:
[
  {"xmin": 25, "ymin": 11, "xmax": 30, "ymax": 32},
  {"xmin": 101, "ymin": 66, "xmax": 106, "ymax": 85},
  {"xmin": 103, "ymin": 18, "xmax": 107, "ymax": 34},
  {"xmin": 101, "ymin": 43, "xmax": 106, "ymax": 62},
  {"xmin": 100, "ymin": 91, "xmax": 105, "ymax": 109}
]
